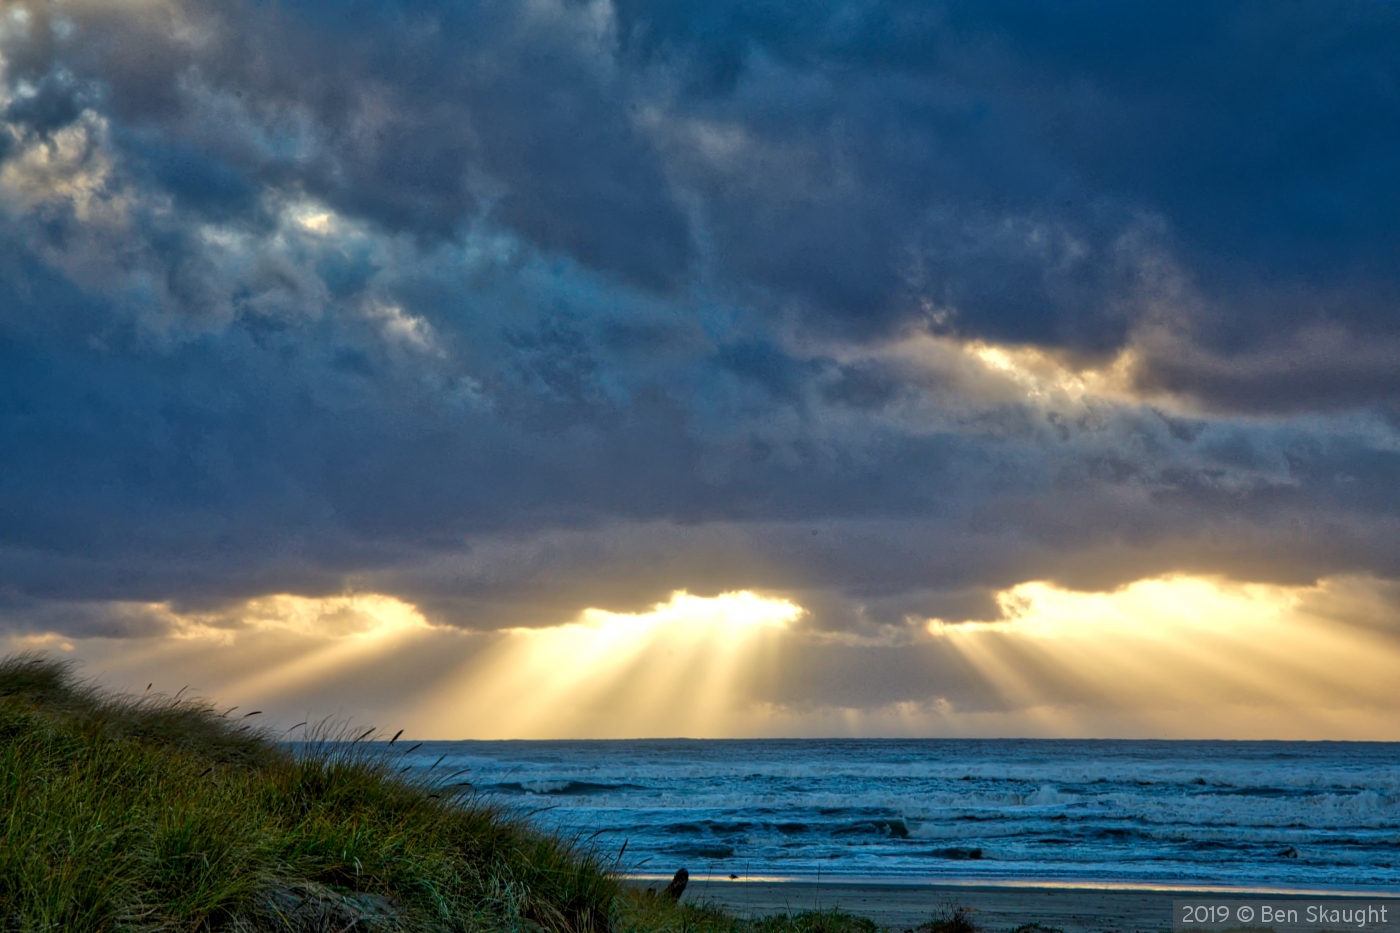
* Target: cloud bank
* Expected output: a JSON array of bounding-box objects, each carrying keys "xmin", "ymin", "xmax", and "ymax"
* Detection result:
[{"xmin": 2, "ymin": 0, "xmax": 1399, "ymax": 734}]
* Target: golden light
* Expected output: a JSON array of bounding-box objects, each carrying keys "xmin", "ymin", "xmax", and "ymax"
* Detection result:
[
  {"xmin": 874, "ymin": 331, "xmax": 1146, "ymax": 409},
  {"xmin": 420, "ymin": 591, "xmax": 801, "ymax": 739},
  {"xmin": 187, "ymin": 594, "xmax": 436, "ymax": 706},
  {"xmin": 294, "ymin": 211, "xmax": 335, "ymax": 234},
  {"xmin": 0, "ymin": 115, "xmax": 118, "ymax": 219},
  {"xmin": 29, "ymin": 593, "xmax": 445, "ymax": 722},
  {"xmin": 13, "ymin": 576, "xmax": 1400, "ymax": 740},
  {"xmin": 962, "ymin": 341, "xmax": 1136, "ymax": 404},
  {"xmin": 926, "ymin": 576, "xmax": 1400, "ymax": 738},
  {"xmin": 240, "ymin": 593, "xmax": 432, "ymax": 637}
]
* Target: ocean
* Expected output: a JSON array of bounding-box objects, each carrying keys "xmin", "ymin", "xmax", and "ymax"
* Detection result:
[{"xmin": 400, "ymin": 739, "xmax": 1400, "ymax": 891}]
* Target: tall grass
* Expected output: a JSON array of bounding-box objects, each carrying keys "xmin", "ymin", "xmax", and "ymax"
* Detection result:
[{"xmin": 0, "ymin": 654, "xmax": 616, "ymax": 932}]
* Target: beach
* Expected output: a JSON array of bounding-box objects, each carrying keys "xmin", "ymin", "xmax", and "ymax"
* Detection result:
[{"xmin": 658, "ymin": 880, "xmax": 1394, "ymax": 933}]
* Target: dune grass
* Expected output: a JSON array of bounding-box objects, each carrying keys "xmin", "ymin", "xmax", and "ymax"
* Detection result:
[
  {"xmin": 0, "ymin": 654, "xmax": 889, "ymax": 933},
  {"xmin": 0, "ymin": 654, "xmax": 618, "ymax": 931}
]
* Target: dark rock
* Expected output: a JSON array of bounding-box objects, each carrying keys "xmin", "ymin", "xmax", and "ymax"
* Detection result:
[
  {"xmin": 663, "ymin": 868, "xmax": 688, "ymax": 900},
  {"xmin": 929, "ymin": 847, "xmax": 983, "ymax": 860}
]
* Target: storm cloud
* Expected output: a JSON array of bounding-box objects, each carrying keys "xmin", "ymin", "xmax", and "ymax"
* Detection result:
[{"xmin": 2, "ymin": 0, "xmax": 1399, "ymax": 729}]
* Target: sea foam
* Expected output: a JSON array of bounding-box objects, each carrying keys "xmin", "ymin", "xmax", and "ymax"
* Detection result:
[{"xmin": 402, "ymin": 739, "xmax": 1400, "ymax": 889}]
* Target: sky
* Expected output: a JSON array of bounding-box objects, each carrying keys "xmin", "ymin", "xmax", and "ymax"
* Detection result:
[{"xmin": 3, "ymin": 0, "xmax": 1400, "ymax": 739}]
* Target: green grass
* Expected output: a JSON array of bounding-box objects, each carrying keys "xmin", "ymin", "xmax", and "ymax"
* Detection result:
[
  {"xmin": 0, "ymin": 654, "xmax": 620, "ymax": 932},
  {"xmin": 0, "ymin": 655, "xmax": 901, "ymax": 933}
]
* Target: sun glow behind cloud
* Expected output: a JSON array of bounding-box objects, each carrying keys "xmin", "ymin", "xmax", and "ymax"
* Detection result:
[
  {"xmin": 874, "ymin": 331, "xmax": 1155, "ymax": 412},
  {"xmin": 924, "ymin": 577, "xmax": 1400, "ymax": 738},
  {"xmin": 10, "ymin": 578, "xmax": 1400, "ymax": 740},
  {"xmin": 419, "ymin": 591, "xmax": 802, "ymax": 738}
]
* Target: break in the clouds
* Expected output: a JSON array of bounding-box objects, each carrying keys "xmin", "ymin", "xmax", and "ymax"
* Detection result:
[{"xmin": 3, "ymin": 0, "xmax": 1400, "ymax": 735}]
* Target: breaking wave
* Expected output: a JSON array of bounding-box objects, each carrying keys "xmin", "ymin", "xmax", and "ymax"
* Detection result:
[{"xmin": 402, "ymin": 739, "xmax": 1400, "ymax": 889}]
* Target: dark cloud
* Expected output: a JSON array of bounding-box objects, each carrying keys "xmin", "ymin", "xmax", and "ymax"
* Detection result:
[
  {"xmin": 1, "ymin": 0, "xmax": 691, "ymax": 287},
  {"xmin": 1, "ymin": 0, "xmax": 1399, "ymax": 659},
  {"xmin": 618, "ymin": 0, "xmax": 1400, "ymax": 360},
  {"xmin": 1132, "ymin": 329, "xmax": 1400, "ymax": 415},
  {"xmin": 0, "ymin": 590, "xmax": 171, "ymax": 639}
]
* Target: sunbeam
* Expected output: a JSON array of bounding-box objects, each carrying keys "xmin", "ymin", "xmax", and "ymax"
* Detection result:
[
  {"xmin": 18, "ymin": 576, "xmax": 1400, "ymax": 739},
  {"xmin": 929, "ymin": 577, "xmax": 1400, "ymax": 737},
  {"xmin": 420, "ymin": 591, "xmax": 801, "ymax": 738}
]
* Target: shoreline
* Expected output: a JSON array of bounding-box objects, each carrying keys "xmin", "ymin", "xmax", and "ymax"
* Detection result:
[
  {"xmin": 625, "ymin": 879, "xmax": 1399, "ymax": 933},
  {"xmin": 628, "ymin": 875, "xmax": 1400, "ymax": 897}
]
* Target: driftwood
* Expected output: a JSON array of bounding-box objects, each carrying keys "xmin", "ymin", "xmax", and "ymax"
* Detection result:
[{"xmin": 662, "ymin": 868, "xmax": 689, "ymax": 900}]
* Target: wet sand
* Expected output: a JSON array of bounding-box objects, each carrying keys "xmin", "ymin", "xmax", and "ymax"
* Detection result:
[{"xmin": 631, "ymin": 879, "xmax": 1393, "ymax": 933}]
